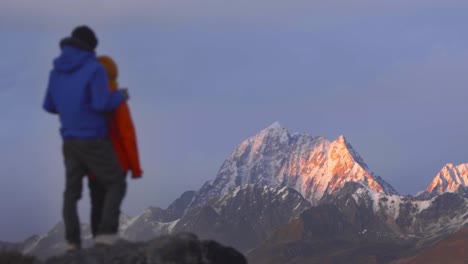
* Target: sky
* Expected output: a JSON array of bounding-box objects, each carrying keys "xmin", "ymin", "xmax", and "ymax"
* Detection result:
[{"xmin": 2, "ymin": 0, "xmax": 468, "ymax": 241}]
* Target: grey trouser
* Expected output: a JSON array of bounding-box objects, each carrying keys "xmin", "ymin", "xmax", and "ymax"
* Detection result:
[{"xmin": 62, "ymin": 139, "xmax": 126, "ymax": 246}]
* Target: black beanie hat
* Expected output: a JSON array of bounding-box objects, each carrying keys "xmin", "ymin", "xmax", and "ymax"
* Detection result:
[{"xmin": 71, "ymin": 25, "xmax": 98, "ymax": 50}]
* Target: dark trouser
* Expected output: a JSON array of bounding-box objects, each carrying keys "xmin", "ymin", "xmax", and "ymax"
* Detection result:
[
  {"xmin": 62, "ymin": 139, "xmax": 126, "ymax": 246},
  {"xmin": 88, "ymin": 179, "xmax": 106, "ymax": 238}
]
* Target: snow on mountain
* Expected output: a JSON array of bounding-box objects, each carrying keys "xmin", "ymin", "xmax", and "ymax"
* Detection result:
[
  {"xmin": 426, "ymin": 163, "xmax": 468, "ymax": 194},
  {"xmin": 326, "ymin": 182, "xmax": 468, "ymax": 238},
  {"xmin": 18, "ymin": 222, "xmax": 92, "ymax": 260},
  {"xmin": 211, "ymin": 184, "xmax": 311, "ymax": 219},
  {"xmin": 347, "ymin": 183, "xmax": 430, "ymax": 222},
  {"xmin": 193, "ymin": 122, "xmax": 397, "ymax": 206},
  {"xmin": 174, "ymin": 184, "xmax": 311, "ymax": 251},
  {"xmin": 120, "ymin": 208, "xmax": 178, "ymax": 241}
]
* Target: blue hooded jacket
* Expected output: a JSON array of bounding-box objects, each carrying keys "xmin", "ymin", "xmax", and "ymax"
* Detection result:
[{"xmin": 43, "ymin": 46, "xmax": 125, "ymax": 139}]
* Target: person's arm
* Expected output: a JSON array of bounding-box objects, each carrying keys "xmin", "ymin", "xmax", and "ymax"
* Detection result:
[
  {"xmin": 116, "ymin": 103, "xmax": 143, "ymax": 178},
  {"xmin": 43, "ymin": 72, "xmax": 58, "ymax": 114},
  {"xmin": 90, "ymin": 66, "xmax": 126, "ymax": 112}
]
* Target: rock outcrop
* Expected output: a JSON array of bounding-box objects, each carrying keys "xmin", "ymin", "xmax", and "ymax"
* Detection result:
[{"xmin": 43, "ymin": 233, "xmax": 247, "ymax": 264}]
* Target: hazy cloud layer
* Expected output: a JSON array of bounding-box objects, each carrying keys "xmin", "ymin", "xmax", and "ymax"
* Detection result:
[{"xmin": 2, "ymin": 1, "xmax": 468, "ymax": 30}]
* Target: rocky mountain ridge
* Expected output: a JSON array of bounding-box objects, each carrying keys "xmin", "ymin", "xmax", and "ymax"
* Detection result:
[{"xmin": 7, "ymin": 123, "xmax": 468, "ymax": 262}]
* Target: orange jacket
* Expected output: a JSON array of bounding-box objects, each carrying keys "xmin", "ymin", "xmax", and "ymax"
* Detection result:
[
  {"xmin": 98, "ymin": 55, "xmax": 142, "ymax": 179},
  {"xmin": 107, "ymin": 82, "xmax": 142, "ymax": 178}
]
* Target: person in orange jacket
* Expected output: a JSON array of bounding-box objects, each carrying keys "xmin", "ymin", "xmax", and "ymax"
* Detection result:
[
  {"xmin": 99, "ymin": 55, "xmax": 143, "ymax": 179},
  {"xmin": 88, "ymin": 55, "xmax": 143, "ymax": 242}
]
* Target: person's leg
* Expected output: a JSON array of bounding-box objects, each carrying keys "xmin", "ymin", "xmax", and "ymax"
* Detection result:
[
  {"xmin": 99, "ymin": 174, "xmax": 126, "ymax": 234},
  {"xmin": 83, "ymin": 139, "xmax": 126, "ymax": 243},
  {"xmin": 62, "ymin": 140, "xmax": 86, "ymax": 248},
  {"xmin": 88, "ymin": 178, "xmax": 106, "ymax": 238}
]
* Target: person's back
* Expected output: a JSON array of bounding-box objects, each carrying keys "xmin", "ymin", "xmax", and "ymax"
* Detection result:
[
  {"xmin": 44, "ymin": 44, "xmax": 124, "ymax": 139},
  {"xmin": 43, "ymin": 25, "xmax": 129, "ymax": 251}
]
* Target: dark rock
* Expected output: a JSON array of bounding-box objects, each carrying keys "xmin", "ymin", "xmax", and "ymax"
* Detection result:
[
  {"xmin": 0, "ymin": 251, "xmax": 40, "ymax": 264},
  {"xmin": 0, "ymin": 241, "xmax": 21, "ymax": 252},
  {"xmin": 415, "ymin": 191, "xmax": 437, "ymax": 201},
  {"xmin": 201, "ymin": 240, "xmax": 247, "ymax": 264},
  {"xmin": 145, "ymin": 233, "xmax": 202, "ymax": 264},
  {"xmin": 45, "ymin": 240, "xmax": 146, "ymax": 264},
  {"xmin": 417, "ymin": 192, "xmax": 466, "ymax": 225},
  {"xmin": 44, "ymin": 233, "xmax": 247, "ymax": 264},
  {"xmin": 166, "ymin": 191, "xmax": 196, "ymax": 219}
]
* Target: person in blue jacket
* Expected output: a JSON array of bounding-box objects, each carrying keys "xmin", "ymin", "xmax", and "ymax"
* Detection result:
[{"xmin": 43, "ymin": 25, "xmax": 129, "ymax": 250}]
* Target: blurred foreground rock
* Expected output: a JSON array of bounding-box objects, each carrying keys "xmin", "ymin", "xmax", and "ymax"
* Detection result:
[
  {"xmin": 0, "ymin": 251, "xmax": 39, "ymax": 264},
  {"xmin": 44, "ymin": 232, "xmax": 247, "ymax": 264}
]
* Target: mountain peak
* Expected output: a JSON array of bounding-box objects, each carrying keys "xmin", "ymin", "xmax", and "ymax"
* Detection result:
[
  {"xmin": 254, "ymin": 121, "xmax": 288, "ymax": 140},
  {"xmin": 427, "ymin": 163, "xmax": 468, "ymax": 194},
  {"xmin": 330, "ymin": 135, "xmax": 368, "ymax": 170},
  {"xmin": 443, "ymin": 163, "xmax": 456, "ymax": 169},
  {"xmin": 203, "ymin": 124, "xmax": 397, "ymax": 205},
  {"xmin": 267, "ymin": 121, "xmax": 283, "ymax": 130},
  {"xmin": 336, "ymin": 134, "xmax": 347, "ymax": 143}
]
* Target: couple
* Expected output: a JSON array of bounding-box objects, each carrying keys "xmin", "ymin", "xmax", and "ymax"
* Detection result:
[{"xmin": 43, "ymin": 26, "xmax": 143, "ymax": 251}]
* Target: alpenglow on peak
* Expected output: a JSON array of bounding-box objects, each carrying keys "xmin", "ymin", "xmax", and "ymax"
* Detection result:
[
  {"xmin": 198, "ymin": 123, "xmax": 397, "ymax": 205},
  {"xmin": 426, "ymin": 163, "xmax": 468, "ymax": 194}
]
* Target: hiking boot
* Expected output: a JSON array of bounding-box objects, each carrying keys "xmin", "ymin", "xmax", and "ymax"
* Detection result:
[
  {"xmin": 94, "ymin": 234, "xmax": 119, "ymax": 247},
  {"xmin": 65, "ymin": 242, "xmax": 81, "ymax": 252}
]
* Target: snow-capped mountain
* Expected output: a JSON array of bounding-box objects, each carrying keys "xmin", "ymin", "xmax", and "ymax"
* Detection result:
[
  {"xmin": 426, "ymin": 163, "xmax": 468, "ymax": 194},
  {"xmin": 193, "ymin": 122, "xmax": 397, "ymax": 206},
  {"xmin": 11, "ymin": 123, "xmax": 468, "ymax": 262},
  {"xmin": 120, "ymin": 190, "xmax": 196, "ymax": 241}
]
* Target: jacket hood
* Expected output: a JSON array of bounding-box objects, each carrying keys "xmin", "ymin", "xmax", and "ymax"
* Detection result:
[
  {"xmin": 53, "ymin": 46, "xmax": 94, "ymax": 73},
  {"xmin": 98, "ymin": 55, "xmax": 118, "ymax": 81}
]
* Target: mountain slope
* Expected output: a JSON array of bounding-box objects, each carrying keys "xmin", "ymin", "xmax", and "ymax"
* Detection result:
[
  {"xmin": 247, "ymin": 202, "xmax": 413, "ymax": 264},
  {"xmin": 248, "ymin": 183, "xmax": 468, "ymax": 264},
  {"xmin": 174, "ymin": 184, "xmax": 311, "ymax": 251},
  {"xmin": 395, "ymin": 228, "xmax": 468, "ymax": 264}
]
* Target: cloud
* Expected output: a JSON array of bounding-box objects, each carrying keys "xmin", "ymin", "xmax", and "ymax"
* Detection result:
[{"xmin": 2, "ymin": 0, "xmax": 468, "ymax": 32}]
